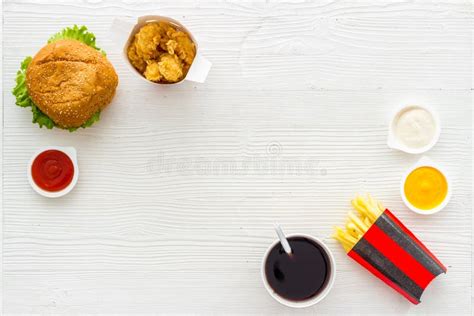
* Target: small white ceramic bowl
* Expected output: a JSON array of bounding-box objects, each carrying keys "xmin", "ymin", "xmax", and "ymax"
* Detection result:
[
  {"xmin": 400, "ymin": 156, "xmax": 451, "ymax": 215},
  {"xmin": 388, "ymin": 105, "xmax": 441, "ymax": 154},
  {"xmin": 261, "ymin": 234, "xmax": 336, "ymax": 308},
  {"xmin": 28, "ymin": 146, "xmax": 79, "ymax": 198}
]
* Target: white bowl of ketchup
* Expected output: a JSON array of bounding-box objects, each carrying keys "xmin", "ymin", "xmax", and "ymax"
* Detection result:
[{"xmin": 28, "ymin": 146, "xmax": 79, "ymax": 198}]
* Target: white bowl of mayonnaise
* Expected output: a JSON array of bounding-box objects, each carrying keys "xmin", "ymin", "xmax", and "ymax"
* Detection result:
[{"xmin": 388, "ymin": 105, "xmax": 441, "ymax": 154}]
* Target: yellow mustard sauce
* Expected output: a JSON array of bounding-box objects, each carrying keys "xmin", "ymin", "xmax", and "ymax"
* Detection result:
[{"xmin": 404, "ymin": 166, "xmax": 448, "ymax": 210}]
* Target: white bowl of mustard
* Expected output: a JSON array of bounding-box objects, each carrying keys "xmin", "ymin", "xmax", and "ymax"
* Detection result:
[{"xmin": 401, "ymin": 157, "xmax": 451, "ymax": 215}]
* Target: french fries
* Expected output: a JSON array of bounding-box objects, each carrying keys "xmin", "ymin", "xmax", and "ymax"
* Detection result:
[{"xmin": 333, "ymin": 194, "xmax": 385, "ymax": 252}]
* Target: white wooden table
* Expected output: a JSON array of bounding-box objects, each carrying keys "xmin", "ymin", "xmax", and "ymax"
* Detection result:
[{"xmin": 1, "ymin": 1, "xmax": 472, "ymax": 314}]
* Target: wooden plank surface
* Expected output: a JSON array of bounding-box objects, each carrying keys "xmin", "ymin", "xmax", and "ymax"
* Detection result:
[{"xmin": 2, "ymin": 0, "xmax": 472, "ymax": 314}]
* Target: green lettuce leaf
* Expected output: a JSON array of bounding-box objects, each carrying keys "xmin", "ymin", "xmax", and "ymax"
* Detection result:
[
  {"xmin": 48, "ymin": 25, "xmax": 105, "ymax": 55},
  {"xmin": 12, "ymin": 25, "xmax": 104, "ymax": 131},
  {"xmin": 67, "ymin": 111, "xmax": 101, "ymax": 132},
  {"xmin": 12, "ymin": 56, "xmax": 56, "ymax": 129}
]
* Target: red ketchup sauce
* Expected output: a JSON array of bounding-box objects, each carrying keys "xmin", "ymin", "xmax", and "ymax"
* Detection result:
[{"xmin": 31, "ymin": 150, "xmax": 74, "ymax": 192}]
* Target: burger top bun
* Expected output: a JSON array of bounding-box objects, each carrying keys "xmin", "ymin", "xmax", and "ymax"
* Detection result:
[{"xmin": 26, "ymin": 39, "xmax": 118, "ymax": 128}]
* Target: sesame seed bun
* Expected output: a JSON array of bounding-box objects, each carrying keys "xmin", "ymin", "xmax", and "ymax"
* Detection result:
[{"xmin": 26, "ymin": 39, "xmax": 118, "ymax": 128}]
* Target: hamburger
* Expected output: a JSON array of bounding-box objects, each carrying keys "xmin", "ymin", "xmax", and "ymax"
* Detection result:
[{"xmin": 13, "ymin": 25, "xmax": 118, "ymax": 131}]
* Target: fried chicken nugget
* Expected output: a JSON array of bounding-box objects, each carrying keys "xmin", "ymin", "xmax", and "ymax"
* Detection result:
[{"xmin": 127, "ymin": 21, "xmax": 196, "ymax": 83}]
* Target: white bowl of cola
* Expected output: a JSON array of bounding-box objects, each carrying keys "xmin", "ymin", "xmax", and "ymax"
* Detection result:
[{"xmin": 261, "ymin": 231, "xmax": 336, "ymax": 308}]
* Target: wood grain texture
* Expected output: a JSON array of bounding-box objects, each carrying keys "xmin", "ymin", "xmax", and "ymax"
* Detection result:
[{"xmin": 2, "ymin": 0, "xmax": 472, "ymax": 314}]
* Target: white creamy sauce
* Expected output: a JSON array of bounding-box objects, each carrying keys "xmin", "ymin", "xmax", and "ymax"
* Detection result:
[{"xmin": 394, "ymin": 107, "xmax": 437, "ymax": 149}]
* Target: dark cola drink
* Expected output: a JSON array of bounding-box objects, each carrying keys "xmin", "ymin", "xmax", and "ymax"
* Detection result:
[{"xmin": 264, "ymin": 236, "xmax": 331, "ymax": 301}]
